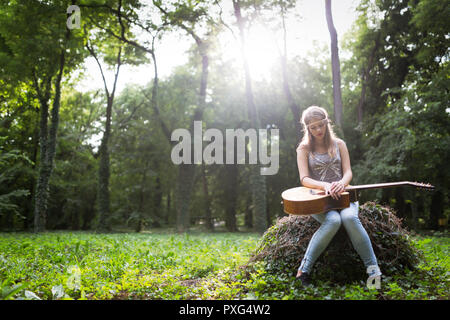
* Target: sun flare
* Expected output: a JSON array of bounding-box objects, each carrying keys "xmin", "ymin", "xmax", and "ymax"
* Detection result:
[{"xmin": 243, "ymin": 24, "xmax": 281, "ymax": 81}]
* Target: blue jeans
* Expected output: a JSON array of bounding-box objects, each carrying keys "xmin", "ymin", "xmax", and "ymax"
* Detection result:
[{"xmin": 298, "ymin": 201, "xmax": 378, "ymax": 274}]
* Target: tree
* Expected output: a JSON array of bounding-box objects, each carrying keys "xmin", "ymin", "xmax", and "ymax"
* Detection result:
[
  {"xmin": 325, "ymin": 0, "xmax": 343, "ymax": 129},
  {"xmin": 0, "ymin": 79, "xmax": 41, "ymax": 230},
  {"xmin": 0, "ymin": 0, "xmax": 86, "ymax": 232},
  {"xmin": 153, "ymin": 0, "xmax": 219, "ymax": 232},
  {"xmin": 81, "ymin": 0, "xmax": 167, "ymax": 231},
  {"xmin": 349, "ymin": 0, "xmax": 450, "ymax": 229},
  {"xmin": 277, "ymin": 0, "xmax": 302, "ymax": 141},
  {"xmin": 84, "ymin": 9, "xmax": 146, "ymax": 231},
  {"xmin": 86, "ymin": 40, "xmax": 122, "ymax": 232},
  {"xmin": 49, "ymin": 90, "xmax": 102, "ymax": 230},
  {"xmin": 232, "ymin": 0, "xmax": 267, "ymax": 233},
  {"xmin": 0, "ymin": 149, "xmax": 31, "ymax": 229}
]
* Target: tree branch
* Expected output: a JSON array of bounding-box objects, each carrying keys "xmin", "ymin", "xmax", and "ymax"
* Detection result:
[{"xmin": 85, "ymin": 41, "xmax": 110, "ymax": 97}]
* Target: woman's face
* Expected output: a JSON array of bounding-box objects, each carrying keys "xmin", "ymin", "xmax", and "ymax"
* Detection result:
[{"xmin": 308, "ymin": 117, "xmax": 327, "ymax": 140}]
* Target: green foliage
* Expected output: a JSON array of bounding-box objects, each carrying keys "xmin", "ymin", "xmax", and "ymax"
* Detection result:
[
  {"xmin": 343, "ymin": 0, "xmax": 450, "ymax": 229},
  {"xmin": 235, "ymin": 234, "xmax": 449, "ymax": 300},
  {"xmin": 0, "ymin": 0, "xmax": 448, "ymax": 233},
  {"xmin": 48, "ymin": 90, "xmax": 101, "ymax": 230},
  {"xmin": 0, "ymin": 231, "xmax": 447, "ymax": 300},
  {"xmin": 0, "ymin": 149, "xmax": 32, "ymax": 221},
  {"xmin": 0, "ymin": 231, "xmax": 259, "ymax": 300},
  {"xmin": 0, "ymin": 0, "xmax": 86, "ymax": 83}
]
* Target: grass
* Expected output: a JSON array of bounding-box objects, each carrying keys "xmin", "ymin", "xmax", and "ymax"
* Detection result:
[{"xmin": 0, "ymin": 230, "xmax": 448, "ymax": 300}]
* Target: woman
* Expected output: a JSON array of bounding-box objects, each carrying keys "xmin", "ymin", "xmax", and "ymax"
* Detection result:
[{"xmin": 295, "ymin": 106, "xmax": 381, "ymax": 286}]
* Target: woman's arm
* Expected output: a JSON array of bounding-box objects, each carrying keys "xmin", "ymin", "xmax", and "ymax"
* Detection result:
[
  {"xmin": 296, "ymin": 145, "xmax": 329, "ymax": 191},
  {"xmin": 330, "ymin": 139, "xmax": 353, "ymax": 195}
]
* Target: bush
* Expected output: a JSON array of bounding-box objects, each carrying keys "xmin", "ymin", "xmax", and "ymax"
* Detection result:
[{"xmin": 246, "ymin": 202, "xmax": 423, "ymax": 284}]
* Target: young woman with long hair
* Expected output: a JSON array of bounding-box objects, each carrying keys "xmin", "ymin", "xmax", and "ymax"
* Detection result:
[{"xmin": 295, "ymin": 106, "xmax": 381, "ymax": 286}]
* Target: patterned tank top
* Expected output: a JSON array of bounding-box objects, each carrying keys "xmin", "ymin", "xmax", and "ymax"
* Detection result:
[{"xmin": 308, "ymin": 141, "xmax": 342, "ymax": 183}]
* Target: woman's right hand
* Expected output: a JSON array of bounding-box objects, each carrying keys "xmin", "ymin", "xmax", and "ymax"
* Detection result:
[{"xmin": 322, "ymin": 182, "xmax": 341, "ymax": 200}]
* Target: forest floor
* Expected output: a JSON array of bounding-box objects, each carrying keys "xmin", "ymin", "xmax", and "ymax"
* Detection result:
[{"xmin": 0, "ymin": 229, "xmax": 448, "ymax": 300}]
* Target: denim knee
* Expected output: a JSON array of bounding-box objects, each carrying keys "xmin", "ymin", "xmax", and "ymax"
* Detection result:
[
  {"xmin": 340, "ymin": 211, "xmax": 359, "ymax": 226},
  {"xmin": 323, "ymin": 212, "xmax": 341, "ymax": 231},
  {"xmin": 340, "ymin": 204, "xmax": 359, "ymax": 224}
]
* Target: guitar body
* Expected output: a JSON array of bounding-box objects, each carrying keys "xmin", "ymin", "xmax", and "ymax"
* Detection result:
[{"xmin": 281, "ymin": 187, "xmax": 352, "ymax": 215}]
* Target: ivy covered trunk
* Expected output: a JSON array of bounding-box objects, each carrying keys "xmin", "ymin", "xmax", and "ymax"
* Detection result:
[
  {"xmin": 96, "ymin": 97, "xmax": 113, "ymax": 232},
  {"xmin": 33, "ymin": 99, "xmax": 50, "ymax": 233},
  {"xmin": 34, "ymin": 49, "xmax": 66, "ymax": 233}
]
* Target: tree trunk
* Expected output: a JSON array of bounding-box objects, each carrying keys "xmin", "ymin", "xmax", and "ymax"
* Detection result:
[
  {"xmin": 429, "ymin": 190, "xmax": 442, "ymax": 230},
  {"xmin": 175, "ymin": 163, "xmax": 196, "ymax": 232},
  {"xmin": 88, "ymin": 44, "xmax": 122, "ymax": 232},
  {"xmin": 280, "ymin": 9, "xmax": 302, "ymax": 141},
  {"xmin": 166, "ymin": 190, "xmax": 171, "ymax": 225},
  {"xmin": 82, "ymin": 192, "xmax": 96, "ymax": 230},
  {"xmin": 394, "ymin": 188, "xmax": 406, "ymax": 219},
  {"xmin": 33, "ymin": 42, "xmax": 66, "ymax": 232},
  {"xmin": 410, "ymin": 190, "xmax": 419, "ymax": 231},
  {"xmin": 224, "ymin": 163, "xmax": 238, "ymax": 231},
  {"xmin": 135, "ymin": 159, "xmax": 149, "ymax": 232},
  {"xmin": 325, "ymin": 0, "xmax": 343, "ymax": 128},
  {"xmin": 175, "ymin": 42, "xmax": 209, "ymax": 233},
  {"xmin": 233, "ymin": 0, "xmax": 267, "ymax": 233},
  {"xmin": 33, "ymin": 99, "xmax": 50, "ymax": 233},
  {"xmin": 251, "ymin": 165, "xmax": 267, "ymax": 233},
  {"xmin": 152, "ymin": 174, "xmax": 163, "ymax": 228},
  {"xmin": 357, "ymin": 32, "xmax": 381, "ymax": 125},
  {"xmin": 201, "ymin": 164, "xmax": 214, "ymax": 231},
  {"xmin": 97, "ymin": 96, "xmax": 113, "ymax": 232},
  {"xmin": 244, "ymin": 194, "xmax": 253, "ymax": 229},
  {"xmin": 24, "ymin": 110, "xmax": 40, "ymax": 231},
  {"xmin": 151, "ymin": 2, "xmax": 212, "ymax": 233}
]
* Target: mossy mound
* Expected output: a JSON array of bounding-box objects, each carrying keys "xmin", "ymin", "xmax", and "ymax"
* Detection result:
[{"xmin": 247, "ymin": 202, "xmax": 423, "ymax": 284}]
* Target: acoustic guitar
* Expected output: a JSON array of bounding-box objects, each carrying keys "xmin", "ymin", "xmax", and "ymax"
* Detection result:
[{"xmin": 281, "ymin": 181, "xmax": 435, "ymax": 215}]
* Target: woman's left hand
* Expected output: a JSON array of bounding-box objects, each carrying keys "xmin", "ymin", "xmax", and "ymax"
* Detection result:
[{"xmin": 329, "ymin": 181, "xmax": 345, "ymax": 199}]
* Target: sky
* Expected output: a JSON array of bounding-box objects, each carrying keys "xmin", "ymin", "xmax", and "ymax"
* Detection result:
[{"xmin": 75, "ymin": 0, "xmax": 360, "ymax": 94}]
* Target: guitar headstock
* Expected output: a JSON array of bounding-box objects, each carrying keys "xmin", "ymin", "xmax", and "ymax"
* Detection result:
[{"xmin": 407, "ymin": 181, "xmax": 435, "ymax": 190}]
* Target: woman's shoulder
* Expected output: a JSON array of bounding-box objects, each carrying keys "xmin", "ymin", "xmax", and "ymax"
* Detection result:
[
  {"xmin": 296, "ymin": 142, "xmax": 310, "ymax": 154},
  {"xmin": 334, "ymin": 138, "xmax": 347, "ymax": 147},
  {"xmin": 334, "ymin": 138, "xmax": 349, "ymax": 156}
]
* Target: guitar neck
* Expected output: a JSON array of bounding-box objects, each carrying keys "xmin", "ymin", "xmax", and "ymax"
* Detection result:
[{"xmin": 345, "ymin": 181, "xmax": 414, "ymax": 191}]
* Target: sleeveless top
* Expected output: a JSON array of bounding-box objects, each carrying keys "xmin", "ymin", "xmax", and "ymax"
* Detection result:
[{"xmin": 308, "ymin": 141, "xmax": 343, "ymax": 183}]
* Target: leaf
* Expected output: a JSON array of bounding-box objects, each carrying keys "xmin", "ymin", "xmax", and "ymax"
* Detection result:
[
  {"xmin": 24, "ymin": 290, "xmax": 41, "ymax": 300},
  {"xmin": 51, "ymin": 284, "xmax": 65, "ymax": 299},
  {"xmin": 1, "ymin": 282, "xmax": 28, "ymax": 300}
]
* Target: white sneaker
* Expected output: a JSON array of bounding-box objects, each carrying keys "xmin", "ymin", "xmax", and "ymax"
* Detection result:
[
  {"xmin": 367, "ymin": 265, "xmax": 382, "ymax": 277},
  {"xmin": 366, "ymin": 265, "xmax": 382, "ymax": 289}
]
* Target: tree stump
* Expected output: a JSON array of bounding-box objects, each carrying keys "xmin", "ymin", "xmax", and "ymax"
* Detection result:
[{"xmin": 248, "ymin": 202, "xmax": 423, "ymax": 283}]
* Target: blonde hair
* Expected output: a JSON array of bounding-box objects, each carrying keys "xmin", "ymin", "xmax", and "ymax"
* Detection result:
[{"xmin": 298, "ymin": 106, "xmax": 338, "ymax": 158}]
